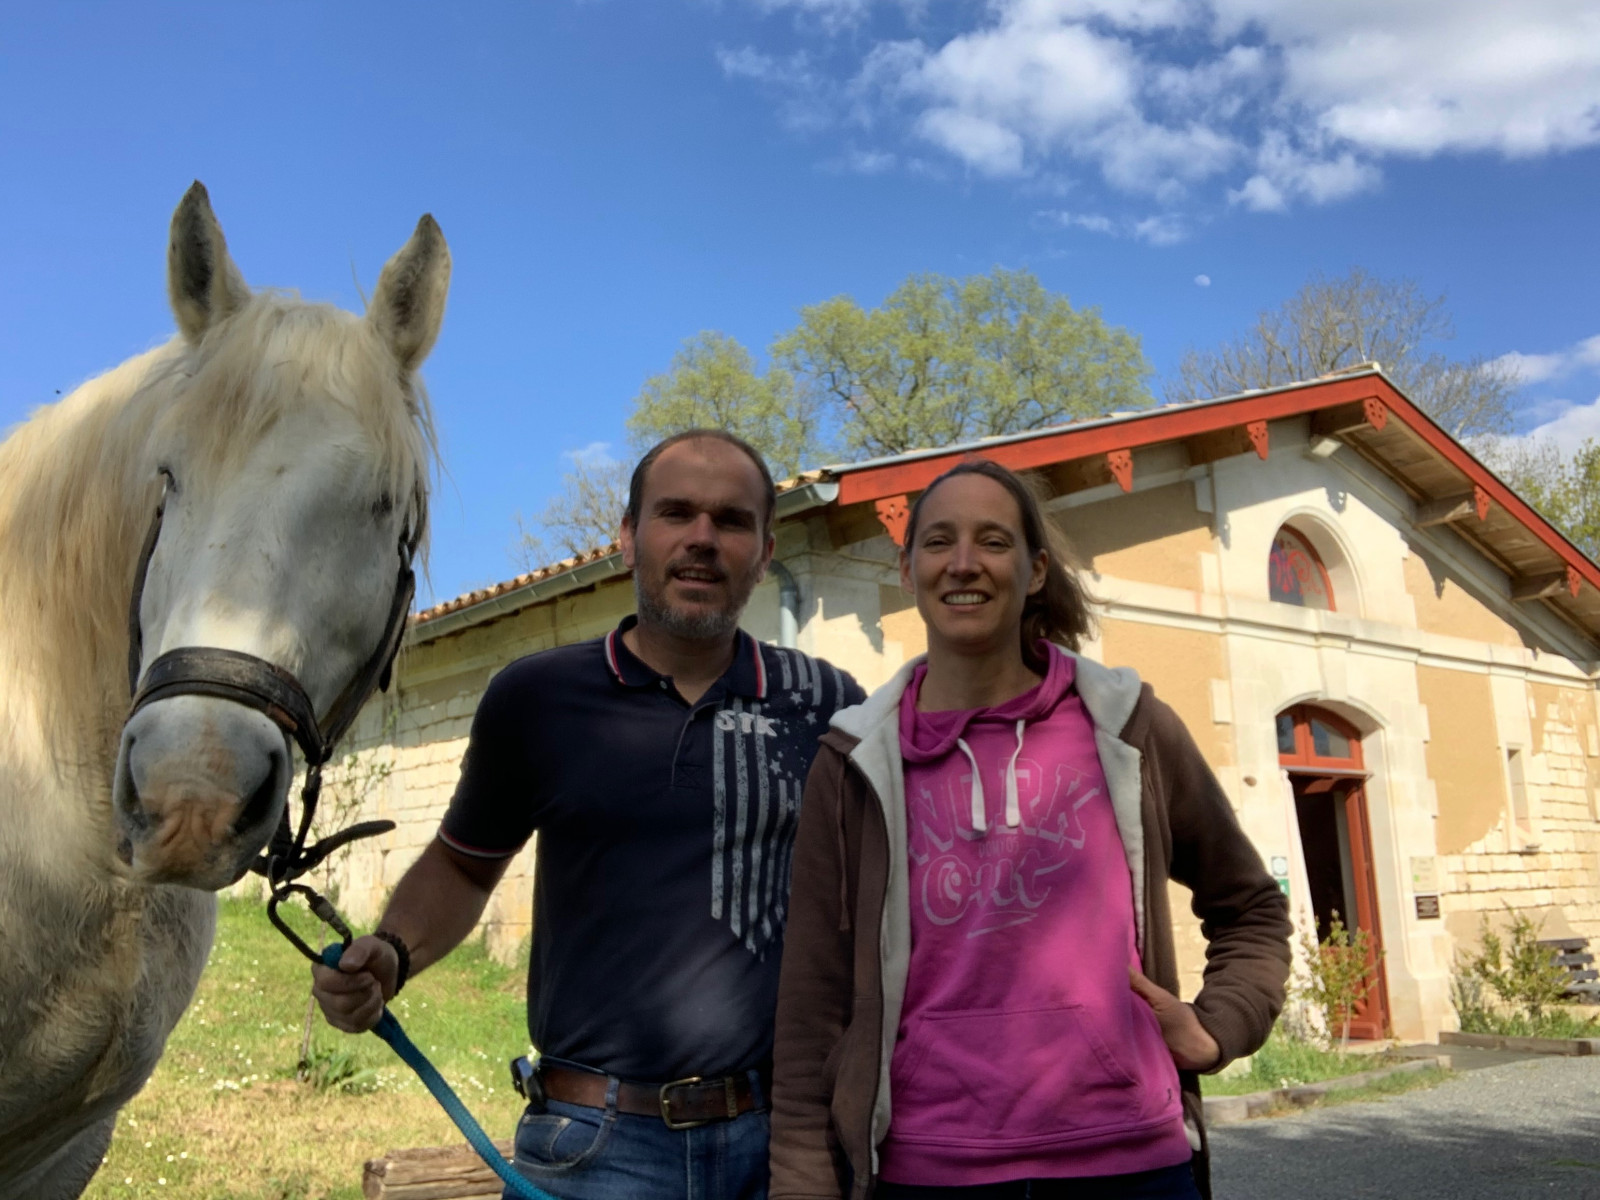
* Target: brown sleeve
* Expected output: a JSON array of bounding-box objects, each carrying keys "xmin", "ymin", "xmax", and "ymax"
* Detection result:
[
  {"xmin": 1145, "ymin": 691, "xmax": 1293, "ymax": 1067},
  {"xmin": 770, "ymin": 746, "xmax": 854, "ymax": 1199}
]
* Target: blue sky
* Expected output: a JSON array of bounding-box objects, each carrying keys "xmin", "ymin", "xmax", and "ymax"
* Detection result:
[{"xmin": 3, "ymin": 1, "xmax": 1598, "ymax": 607}]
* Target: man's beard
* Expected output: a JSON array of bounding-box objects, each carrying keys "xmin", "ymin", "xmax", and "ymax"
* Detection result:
[{"xmin": 634, "ymin": 554, "xmax": 762, "ymax": 642}]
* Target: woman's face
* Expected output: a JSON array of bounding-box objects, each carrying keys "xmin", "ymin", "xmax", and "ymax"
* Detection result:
[{"xmin": 900, "ymin": 473, "xmax": 1048, "ymax": 660}]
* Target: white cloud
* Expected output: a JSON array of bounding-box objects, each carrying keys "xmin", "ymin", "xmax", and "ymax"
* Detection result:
[
  {"xmin": 1194, "ymin": 274, "xmax": 1211, "ymax": 287},
  {"xmin": 917, "ymin": 107, "xmax": 1028, "ymax": 175},
  {"xmin": 1228, "ymin": 174, "xmax": 1285, "ymax": 213},
  {"xmin": 716, "ymin": 46, "xmax": 836, "ymax": 130},
  {"xmin": 750, "ymin": 0, "xmax": 873, "ymax": 34},
  {"xmin": 1516, "ymin": 393, "xmax": 1600, "ymax": 456},
  {"xmin": 842, "ymin": 148, "xmax": 897, "ymax": 173},
  {"xmin": 1039, "ymin": 207, "xmax": 1189, "ymax": 242},
  {"xmin": 1217, "ymin": 0, "xmax": 1600, "ymax": 158},
  {"xmin": 726, "ymin": 0, "xmax": 1600, "ymax": 213},
  {"xmin": 1230, "ymin": 131, "xmax": 1383, "ymax": 210},
  {"xmin": 1052, "ymin": 210, "xmax": 1118, "ymax": 234},
  {"xmin": 1495, "ymin": 350, "xmax": 1569, "ymax": 386},
  {"xmin": 1132, "ymin": 213, "xmax": 1186, "ymax": 244},
  {"xmin": 1492, "ymin": 333, "xmax": 1600, "ymax": 386}
]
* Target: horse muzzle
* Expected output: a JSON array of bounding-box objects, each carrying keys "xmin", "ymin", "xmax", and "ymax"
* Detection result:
[{"xmin": 113, "ymin": 694, "xmax": 292, "ymax": 888}]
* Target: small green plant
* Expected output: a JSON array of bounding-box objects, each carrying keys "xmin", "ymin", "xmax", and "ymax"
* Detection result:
[
  {"xmin": 299, "ymin": 1045, "xmax": 381, "ymax": 1095},
  {"xmin": 1452, "ymin": 906, "xmax": 1597, "ymax": 1037},
  {"xmin": 1295, "ymin": 912, "xmax": 1382, "ymax": 1050}
]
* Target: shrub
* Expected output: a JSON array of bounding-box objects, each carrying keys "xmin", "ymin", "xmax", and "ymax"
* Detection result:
[
  {"xmin": 1453, "ymin": 907, "xmax": 1596, "ymax": 1037},
  {"xmin": 1295, "ymin": 912, "xmax": 1382, "ymax": 1049}
]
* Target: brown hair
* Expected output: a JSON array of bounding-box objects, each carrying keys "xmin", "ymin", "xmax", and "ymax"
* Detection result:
[
  {"xmin": 902, "ymin": 457, "xmax": 1096, "ymax": 665},
  {"xmin": 626, "ymin": 429, "xmax": 777, "ymax": 533}
]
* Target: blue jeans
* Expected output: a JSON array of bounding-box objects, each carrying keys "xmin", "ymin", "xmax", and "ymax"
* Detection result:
[
  {"xmin": 505, "ymin": 1077, "xmax": 770, "ymax": 1200},
  {"xmin": 875, "ymin": 1162, "xmax": 1201, "ymax": 1199}
]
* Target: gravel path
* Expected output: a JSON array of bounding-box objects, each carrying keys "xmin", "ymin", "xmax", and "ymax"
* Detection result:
[{"xmin": 1209, "ymin": 1055, "xmax": 1600, "ymax": 1199}]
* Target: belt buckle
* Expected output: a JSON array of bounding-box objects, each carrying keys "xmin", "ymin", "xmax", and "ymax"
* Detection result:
[{"xmin": 659, "ymin": 1075, "xmax": 714, "ymax": 1130}]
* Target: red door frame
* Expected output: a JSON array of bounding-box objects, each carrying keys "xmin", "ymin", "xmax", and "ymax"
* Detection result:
[{"xmin": 1279, "ymin": 704, "xmax": 1391, "ymax": 1040}]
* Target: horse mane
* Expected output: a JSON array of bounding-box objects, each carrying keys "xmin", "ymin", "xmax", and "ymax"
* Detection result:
[{"xmin": 0, "ymin": 292, "xmax": 436, "ymax": 785}]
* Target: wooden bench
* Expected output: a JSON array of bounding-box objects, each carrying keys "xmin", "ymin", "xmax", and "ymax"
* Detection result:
[
  {"xmin": 1539, "ymin": 936, "xmax": 1600, "ymax": 1001},
  {"xmin": 362, "ymin": 1142, "xmax": 509, "ymax": 1200}
]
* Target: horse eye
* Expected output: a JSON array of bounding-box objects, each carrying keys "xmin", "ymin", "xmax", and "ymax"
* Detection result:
[{"xmin": 373, "ymin": 492, "xmax": 395, "ymax": 518}]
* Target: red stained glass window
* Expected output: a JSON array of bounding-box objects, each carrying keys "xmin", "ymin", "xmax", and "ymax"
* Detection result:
[{"xmin": 1269, "ymin": 527, "xmax": 1334, "ymax": 611}]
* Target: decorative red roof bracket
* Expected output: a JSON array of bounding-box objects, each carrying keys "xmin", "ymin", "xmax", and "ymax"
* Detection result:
[
  {"xmin": 875, "ymin": 494, "xmax": 910, "ymax": 546},
  {"xmin": 1363, "ymin": 396, "xmax": 1388, "ymax": 430},
  {"xmin": 1569, "ymin": 564, "xmax": 1583, "ymax": 598},
  {"xmin": 1107, "ymin": 449, "xmax": 1134, "ymax": 492},
  {"xmin": 1246, "ymin": 420, "xmax": 1270, "ymax": 460},
  {"xmin": 1474, "ymin": 485, "xmax": 1491, "ymax": 522}
]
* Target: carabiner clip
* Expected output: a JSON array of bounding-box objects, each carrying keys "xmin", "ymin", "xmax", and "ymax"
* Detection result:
[{"xmin": 267, "ymin": 881, "xmax": 354, "ymax": 965}]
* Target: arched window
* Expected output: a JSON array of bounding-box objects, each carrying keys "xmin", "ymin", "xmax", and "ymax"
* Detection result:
[
  {"xmin": 1269, "ymin": 526, "xmax": 1335, "ymax": 611},
  {"xmin": 1276, "ymin": 705, "xmax": 1362, "ymax": 768}
]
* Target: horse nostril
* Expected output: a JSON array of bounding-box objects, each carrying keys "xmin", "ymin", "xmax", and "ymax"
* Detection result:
[
  {"xmin": 231, "ymin": 751, "xmax": 285, "ymax": 839},
  {"xmin": 117, "ymin": 743, "xmax": 149, "ymax": 825}
]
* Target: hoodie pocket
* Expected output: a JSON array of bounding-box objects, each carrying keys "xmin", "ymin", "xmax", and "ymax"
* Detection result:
[{"xmin": 890, "ymin": 1004, "xmax": 1142, "ymax": 1143}]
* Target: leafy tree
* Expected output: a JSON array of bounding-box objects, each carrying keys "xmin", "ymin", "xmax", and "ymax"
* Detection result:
[
  {"xmin": 514, "ymin": 455, "xmax": 631, "ymax": 567},
  {"xmin": 627, "ymin": 331, "xmax": 814, "ymax": 481},
  {"xmin": 1169, "ymin": 267, "xmax": 1520, "ymax": 439},
  {"xmin": 775, "ymin": 268, "xmax": 1153, "ymax": 458},
  {"xmin": 1480, "ymin": 436, "xmax": 1600, "ymax": 559},
  {"xmin": 513, "ymin": 270, "xmax": 1152, "ymax": 564}
]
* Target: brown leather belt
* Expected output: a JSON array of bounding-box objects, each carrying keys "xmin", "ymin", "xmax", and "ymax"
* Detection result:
[{"xmin": 536, "ymin": 1062, "xmax": 765, "ymax": 1130}]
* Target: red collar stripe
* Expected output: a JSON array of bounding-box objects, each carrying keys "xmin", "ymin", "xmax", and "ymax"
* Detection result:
[{"xmin": 604, "ymin": 628, "xmax": 625, "ymax": 683}]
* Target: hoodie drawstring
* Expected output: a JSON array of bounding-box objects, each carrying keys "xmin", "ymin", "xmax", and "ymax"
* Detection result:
[
  {"xmin": 1004, "ymin": 719, "xmax": 1025, "ymax": 828},
  {"xmin": 957, "ymin": 719, "xmax": 1028, "ymax": 833},
  {"xmin": 956, "ymin": 738, "xmax": 986, "ymax": 833}
]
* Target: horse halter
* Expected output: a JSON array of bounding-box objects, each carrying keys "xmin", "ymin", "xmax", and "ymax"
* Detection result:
[{"xmin": 124, "ymin": 468, "xmax": 417, "ymax": 952}]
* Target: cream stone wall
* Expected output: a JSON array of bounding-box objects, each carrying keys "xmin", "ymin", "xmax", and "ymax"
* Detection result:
[
  {"xmin": 1403, "ymin": 546, "xmax": 1526, "ymax": 648},
  {"xmin": 1438, "ymin": 679, "xmax": 1600, "ymax": 949}
]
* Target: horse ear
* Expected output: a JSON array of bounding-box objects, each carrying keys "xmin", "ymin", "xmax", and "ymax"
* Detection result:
[
  {"xmin": 167, "ymin": 181, "xmax": 250, "ymax": 342},
  {"xmin": 368, "ymin": 215, "xmax": 451, "ymax": 372}
]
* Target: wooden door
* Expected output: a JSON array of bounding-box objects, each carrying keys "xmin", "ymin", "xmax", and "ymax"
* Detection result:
[{"xmin": 1278, "ymin": 706, "xmax": 1390, "ymax": 1040}]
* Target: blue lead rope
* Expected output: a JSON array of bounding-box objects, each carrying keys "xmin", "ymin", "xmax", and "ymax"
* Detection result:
[{"xmin": 319, "ymin": 944, "xmax": 557, "ymax": 1200}]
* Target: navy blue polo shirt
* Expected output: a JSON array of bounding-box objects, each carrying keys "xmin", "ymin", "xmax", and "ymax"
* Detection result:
[{"xmin": 439, "ymin": 616, "xmax": 864, "ymax": 1082}]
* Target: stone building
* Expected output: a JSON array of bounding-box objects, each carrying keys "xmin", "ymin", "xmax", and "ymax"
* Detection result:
[{"xmin": 306, "ymin": 368, "xmax": 1600, "ymax": 1042}]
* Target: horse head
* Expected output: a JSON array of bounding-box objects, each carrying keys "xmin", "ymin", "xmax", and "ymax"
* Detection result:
[{"xmin": 112, "ymin": 183, "xmax": 448, "ymax": 890}]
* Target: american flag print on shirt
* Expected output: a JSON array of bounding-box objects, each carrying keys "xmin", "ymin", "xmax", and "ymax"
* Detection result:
[{"xmin": 710, "ymin": 647, "xmax": 858, "ymax": 957}]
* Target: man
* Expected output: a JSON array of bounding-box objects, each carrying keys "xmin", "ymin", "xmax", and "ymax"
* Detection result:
[{"xmin": 313, "ymin": 430, "xmax": 864, "ymax": 1200}]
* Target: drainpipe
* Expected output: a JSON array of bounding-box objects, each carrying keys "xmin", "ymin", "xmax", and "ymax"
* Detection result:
[{"xmin": 768, "ymin": 560, "xmax": 800, "ymax": 649}]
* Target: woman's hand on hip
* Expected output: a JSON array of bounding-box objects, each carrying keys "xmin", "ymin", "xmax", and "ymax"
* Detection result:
[{"xmin": 1129, "ymin": 967, "xmax": 1222, "ymax": 1072}]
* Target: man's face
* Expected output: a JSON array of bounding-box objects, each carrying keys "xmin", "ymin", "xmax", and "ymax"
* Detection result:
[{"xmin": 620, "ymin": 438, "xmax": 775, "ymax": 642}]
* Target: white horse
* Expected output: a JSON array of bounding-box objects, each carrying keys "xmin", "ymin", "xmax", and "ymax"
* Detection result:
[{"xmin": 0, "ymin": 183, "xmax": 449, "ymax": 1199}]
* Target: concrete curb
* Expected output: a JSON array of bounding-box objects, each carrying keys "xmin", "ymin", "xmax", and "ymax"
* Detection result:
[
  {"xmin": 1440, "ymin": 1030, "xmax": 1600, "ymax": 1056},
  {"xmin": 1202, "ymin": 1055, "xmax": 1452, "ymax": 1125}
]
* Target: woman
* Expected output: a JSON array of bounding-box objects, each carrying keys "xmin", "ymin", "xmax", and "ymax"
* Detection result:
[{"xmin": 769, "ymin": 460, "xmax": 1291, "ymax": 1200}]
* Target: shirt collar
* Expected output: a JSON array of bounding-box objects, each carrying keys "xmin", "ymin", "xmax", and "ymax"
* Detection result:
[{"xmin": 604, "ymin": 615, "xmax": 768, "ymax": 700}]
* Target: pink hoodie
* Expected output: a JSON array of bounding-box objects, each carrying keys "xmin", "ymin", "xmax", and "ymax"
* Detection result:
[{"xmin": 878, "ymin": 646, "xmax": 1192, "ymax": 1185}]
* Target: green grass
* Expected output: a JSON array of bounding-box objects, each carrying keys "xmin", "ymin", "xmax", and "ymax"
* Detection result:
[
  {"xmin": 84, "ymin": 896, "xmax": 530, "ymax": 1200},
  {"xmin": 1202, "ymin": 1032, "xmax": 1419, "ymax": 1096},
  {"xmin": 1313, "ymin": 1065, "xmax": 1451, "ymax": 1107},
  {"xmin": 1458, "ymin": 1007, "xmax": 1600, "ymax": 1039}
]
